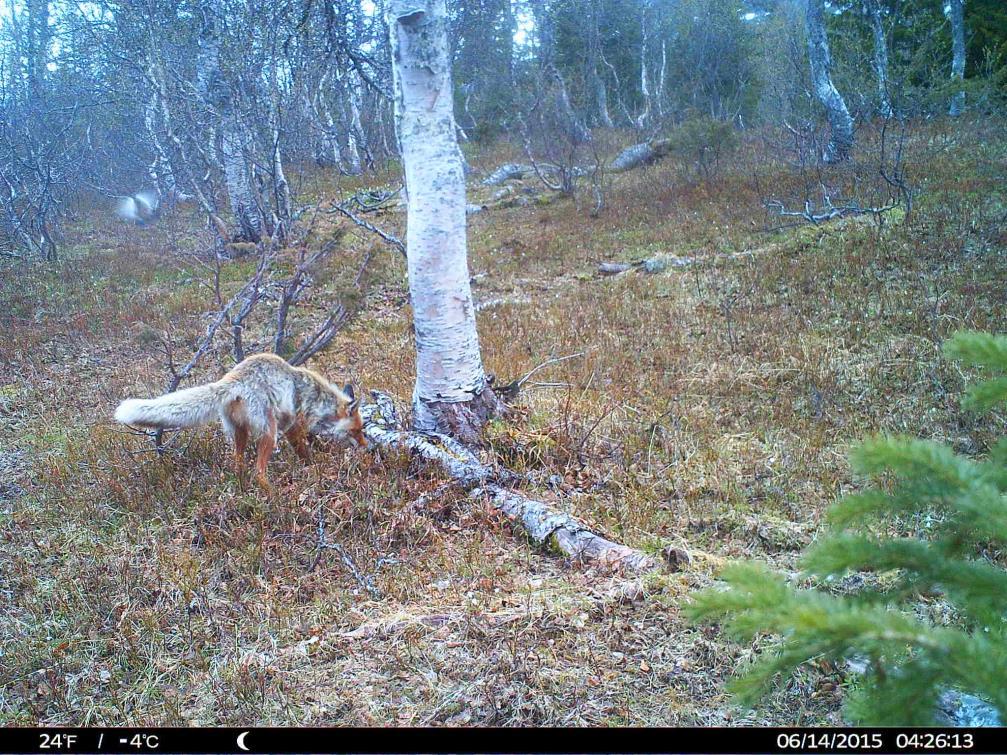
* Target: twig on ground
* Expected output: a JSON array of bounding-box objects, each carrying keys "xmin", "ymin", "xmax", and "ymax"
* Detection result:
[
  {"xmin": 310, "ymin": 504, "xmax": 381, "ymax": 599},
  {"xmin": 493, "ymin": 352, "xmax": 584, "ymax": 400}
]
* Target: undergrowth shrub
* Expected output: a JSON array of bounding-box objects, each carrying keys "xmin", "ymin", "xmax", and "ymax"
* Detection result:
[
  {"xmin": 666, "ymin": 115, "xmax": 739, "ymax": 179},
  {"xmin": 689, "ymin": 331, "xmax": 1007, "ymax": 725}
]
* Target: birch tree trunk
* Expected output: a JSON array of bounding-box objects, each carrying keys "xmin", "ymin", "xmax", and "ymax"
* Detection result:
[
  {"xmin": 266, "ymin": 64, "xmax": 292, "ymax": 230},
  {"xmin": 343, "ymin": 70, "xmax": 365, "ymax": 175},
  {"xmin": 311, "ymin": 70, "xmax": 342, "ymax": 168},
  {"xmin": 948, "ymin": 0, "xmax": 966, "ymax": 117},
  {"xmin": 386, "ymin": 0, "xmax": 501, "ymax": 444},
  {"xmin": 148, "ymin": 43, "xmax": 228, "ymax": 242},
  {"xmin": 864, "ymin": 0, "xmax": 893, "ymax": 119},
  {"xmin": 221, "ymin": 112, "xmax": 261, "ymax": 242},
  {"xmin": 198, "ymin": 1, "xmax": 261, "ymax": 243},
  {"xmin": 806, "ymin": 0, "xmax": 854, "ymax": 163},
  {"xmin": 143, "ymin": 93, "xmax": 178, "ymax": 200},
  {"xmin": 586, "ymin": 1, "xmax": 613, "ymax": 128},
  {"xmin": 636, "ymin": 3, "xmax": 652, "ymax": 130}
]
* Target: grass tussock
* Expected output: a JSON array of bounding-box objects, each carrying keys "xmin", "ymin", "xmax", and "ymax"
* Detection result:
[{"xmin": 1, "ymin": 118, "xmax": 1006, "ymax": 725}]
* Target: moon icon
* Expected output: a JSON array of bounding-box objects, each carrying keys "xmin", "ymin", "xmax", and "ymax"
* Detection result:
[{"xmin": 237, "ymin": 731, "xmax": 251, "ymax": 752}]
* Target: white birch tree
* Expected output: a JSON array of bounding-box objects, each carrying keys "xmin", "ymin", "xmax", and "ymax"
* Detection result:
[
  {"xmin": 864, "ymin": 0, "xmax": 893, "ymax": 119},
  {"xmin": 198, "ymin": 1, "xmax": 262, "ymax": 243},
  {"xmin": 948, "ymin": 0, "xmax": 966, "ymax": 117},
  {"xmin": 806, "ymin": 0, "xmax": 854, "ymax": 163},
  {"xmin": 386, "ymin": 0, "xmax": 501, "ymax": 442}
]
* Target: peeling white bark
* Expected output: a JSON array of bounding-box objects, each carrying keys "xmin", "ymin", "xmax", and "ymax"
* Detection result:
[
  {"xmin": 221, "ymin": 112, "xmax": 261, "ymax": 242},
  {"xmin": 344, "ymin": 70, "xmax": 365, "ymax": 176},
  {"xmin": 864, "ymin": 0, "xmax": 893, "ymax": 119},
  {"xmin": 806, "ymin": 0, "xmax": 854, "ymax": 163},
  {"xmin": 637, "ymin": 1, "xmax": 653, "ymax": 130},
  {"xmin": 482, "ymin": 163, "xmax": 534, "ymax": 185},
  {"xmin": 198, "ymin": 1, "xmax": 260, "ymax": 242},
  {"xmin": 948, "ymin": 0, "xmax": 966, "ymax": 117},
  {"xmin": 386, "ymin": 0, "xmax": 495, "ymax": 437},
  {"xmin": 474, "ymin": 485, "xmax": 660, "ymax": 571}
]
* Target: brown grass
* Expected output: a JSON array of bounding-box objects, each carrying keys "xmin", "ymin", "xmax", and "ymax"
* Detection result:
[{"xmin": 1, "ymin": 118, "xmax": 1005, "ymax": 725}]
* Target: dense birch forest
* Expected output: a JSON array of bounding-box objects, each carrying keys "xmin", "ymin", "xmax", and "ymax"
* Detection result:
[{"xmin": 1, "ymin": 0, "xmax": 1007, "ymax": 729}]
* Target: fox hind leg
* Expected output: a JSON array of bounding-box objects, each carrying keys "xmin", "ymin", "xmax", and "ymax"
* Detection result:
[
  {"xmin": 225, "ymin": 399, "xmax": 251, "ymax": 489},
  {"xmin": 254, "ymin": 409, "xmax": 278, "ymax": 492},
  {"xmin": 233, "ymin": 424, "xmax": 250, "ymax": 488}
]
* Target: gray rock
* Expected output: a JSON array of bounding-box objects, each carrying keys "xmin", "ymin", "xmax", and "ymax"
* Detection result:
[{"xmin": 937, "ymin": 691, "xmax": 1001, "ymax": 727}]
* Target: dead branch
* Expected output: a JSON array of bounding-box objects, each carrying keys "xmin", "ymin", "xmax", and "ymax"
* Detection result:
[
  {"xmin": 310, "ymin": 503, "xmax": 381, "ymax": 599},
  {"xmin": 598, "ymin": 262, "xmax": 633, "ymax": 275},
  {"xmin": 349, "ymin": 391, "xmax": 661, "ymax": 573},
  {"xmin": 493, "ymin": 352, "xmax": 584, "ymax": 400},
  {"xmin": 327, "ymin": 202, "xmax": 407, "ymax": 259},
  {"xmin": 764, "ymin": 193, "xmax": 899, "ymax": 226},
  {"xmin": 288, "ymin": 249, "xmax": 372, "ymax": 367}
]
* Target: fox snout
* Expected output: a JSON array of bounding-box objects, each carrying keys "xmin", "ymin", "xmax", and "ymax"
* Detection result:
[{"xmin": 349, "ymin": 427, "xmax": 368, "ymax": 448}]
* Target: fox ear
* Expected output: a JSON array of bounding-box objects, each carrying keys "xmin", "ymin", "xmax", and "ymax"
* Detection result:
[
  {"xmin": 348, "ymin": 399, "xmax": 360, "ymax": 414},
  {"xmin": 343, "ymin": 383, "xmax": 355, "ymax": 401}
]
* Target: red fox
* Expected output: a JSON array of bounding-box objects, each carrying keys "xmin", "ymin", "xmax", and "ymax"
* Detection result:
[{"xmin": 114, "ymin": 353, "xmax": 366, "ymax": 489}]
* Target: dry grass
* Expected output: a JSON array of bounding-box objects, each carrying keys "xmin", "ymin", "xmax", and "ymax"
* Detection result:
[{"xmin": 1, "ymin": 118, "xmax": 1006, "ymax": 726}]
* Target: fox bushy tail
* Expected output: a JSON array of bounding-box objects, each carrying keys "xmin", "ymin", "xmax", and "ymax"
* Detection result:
[{"xmin": 114, "ymin": 382, "xmax": 226, "ymax": 429}]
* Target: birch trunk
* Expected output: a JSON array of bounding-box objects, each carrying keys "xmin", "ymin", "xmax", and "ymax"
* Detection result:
[
  {"xmin": 266, "ymin": 66, "xmax": 292, "ymax": 229},
  {"xmin": 143, "ymin": 93, "xmax": 179, "ymax": 201},
  {"xmin": 26, "ymin": 0, "xmax": 50, "ymax": 96},
  {"xmin": 864, "ymin": 0, "xmax": 893, "ymax": 119},
  {"xmin": 149, "ymin": 49, "xmax": 228, "ymax": 242},
  {"xmin": 198, "ymin": 1, "xmax": 261, "ymax": 242},
  {"xmin": 344, "ymin": 71, "xmax": 365, "ymax": 176},
  {"xmin": 806, "ymin": 0, "xmax": 854, "ymax": 163},
  {"xmin": 386, "ymin": 0, "xmax": 501, "ymax": 443},
  {"xmin": 636, "ymin": 1, "xmax": 652, "ymax": 130},
  {"xmin": 312, "ymin": 70, "xmax": 342, "ymax": 168},
  {"xmin": 221, "ymin": 111, "xmax": 261, "ymax": 242},
  {"xmin": 948, "ymin": 0, "xmax": 966, "ymax": 117},
  {"xmin": 587, "ymin": 1, "xmax": 614, "ymax": 128}
]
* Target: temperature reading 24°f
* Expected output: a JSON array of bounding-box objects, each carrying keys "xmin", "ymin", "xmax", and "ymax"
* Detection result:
[
  {"xmin": 119, "ymin": 734, "xmax": 159, "ymax": 750},
  {"xmin": 39, "ymin": 733, "xmax": 78, "ymax": 750}
]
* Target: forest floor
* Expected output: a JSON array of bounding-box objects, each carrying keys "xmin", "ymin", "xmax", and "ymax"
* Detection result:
[{"xmin": 1, "ymin": 119, "xmax": 1006, "ymax": 725}]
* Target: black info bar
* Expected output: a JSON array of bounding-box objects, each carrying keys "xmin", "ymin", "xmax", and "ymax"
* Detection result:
[{"xmin": 3, "ymin": 727, "xmax": 1004, "ymax": 755}]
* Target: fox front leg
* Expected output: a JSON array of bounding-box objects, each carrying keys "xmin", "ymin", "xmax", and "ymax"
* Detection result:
[{"xmin": 285, "ymin": 417, "xmax": 312, "ymax": 462}]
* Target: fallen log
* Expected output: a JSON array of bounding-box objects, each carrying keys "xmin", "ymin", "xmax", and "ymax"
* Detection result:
[
  {"xmin": 608, "ymin": 139, "xmax": 672, "ymax": 173},
  {"xmin": 482, "ymin": 162, "xmax": 591, "ymax": 188},
  {"xmin": 472, "ymin": 484, "xmax": 660, "ymax": 571},
  {"xmin": 355, "ymin": 391, "xmax": 661, "ymax": 573},
  {"xmin": 596, "ymin": 253, "xmax": 697, "ymax": 277},
  {"xmin": 597, "ymin": 262, "xmax": 633, "ymax": 276},
  {"xmin": 482, "ymin": 163, "xmax": 536, "ymax": 186}
]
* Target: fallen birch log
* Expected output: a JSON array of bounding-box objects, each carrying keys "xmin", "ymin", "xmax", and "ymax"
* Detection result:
[
  {"xmin": 597, "ymin": 254, "xmax": 697, "ymax": 276},
  {"xmin": 608, "ymin": 139, "xmax": 673, "ymax": 173},
  {"xmin": 482, "ymin": 163, "xmax": 536, "ymax": 186},
  {"xmin": 597, "ymin": 262, "xmax": 633, "ymax": 276},
  {"xmin": 472, "ymin": 484, "xmax": 660, "ymax": 572},
  {"xmin": 356, "ymin": 391, "xmax": 661, "ymax": 573}
]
